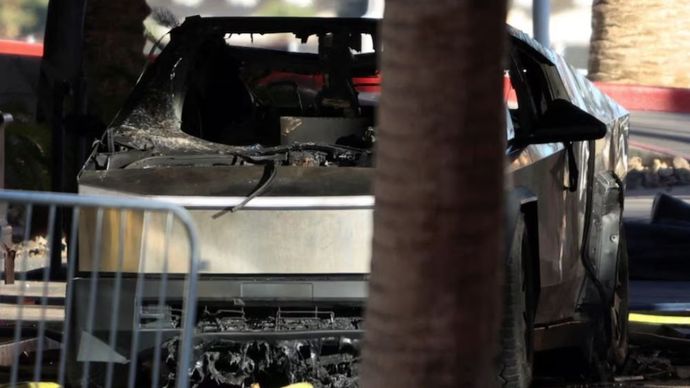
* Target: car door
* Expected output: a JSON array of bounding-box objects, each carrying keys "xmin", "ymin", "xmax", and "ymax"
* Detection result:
[{"xmin": 507, "ymin": 42, "xmax": 588, "ymax": 325}]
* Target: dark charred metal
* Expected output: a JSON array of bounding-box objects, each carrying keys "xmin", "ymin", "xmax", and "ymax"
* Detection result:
[{"xmin": 158, "ymin": 306, "xmax": 362, "ymax": 388}]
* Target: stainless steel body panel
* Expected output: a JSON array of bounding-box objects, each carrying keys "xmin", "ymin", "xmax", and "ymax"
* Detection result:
[
  {"xmin": 79, "ymin": 167, "xmax": 373, "ymax": 274},
  {"xmin": 511, "ymin": 147, "xmax": 585, "ymax": 323},
  {"xmin": 506, "ymin": 26, "xmax": 629, "ymax": 324},
  {"xmin": 76, "ymin": 198, "xmax": 373, "ymax": 274}
]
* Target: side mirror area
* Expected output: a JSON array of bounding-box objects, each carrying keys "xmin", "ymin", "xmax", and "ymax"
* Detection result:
[{"xmin": 513, "ymin": 99, "xmax": 606, "ymax": 145}]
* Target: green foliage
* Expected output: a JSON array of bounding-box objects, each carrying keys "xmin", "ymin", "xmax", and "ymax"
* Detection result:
[
  {"xmin": 5, "ymin": 127, "xmax": 51, "ymax": 191},
  {"xmin": 1, "ymin": 102, "xmax": 50, "ymax": 191},
  {"xmin": 0, "ymin": 0, "xmax": 49, "ymax": 40},
  {"xmin": 255, "ymin": 0, "xmax": 317, "ymax": 17}
]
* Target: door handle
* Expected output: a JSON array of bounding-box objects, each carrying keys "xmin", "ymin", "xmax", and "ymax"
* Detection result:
[{"xmin": 565, "ymin": 142, "xmax": 578, "ymax": 192}]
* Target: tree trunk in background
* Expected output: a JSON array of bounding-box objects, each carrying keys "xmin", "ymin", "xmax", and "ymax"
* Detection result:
[
  {"xmin": 83, "ymin": 0, "xmax": 150, "ymax": 121},
  {"xmin": 361, "ymin": 1, "xmax": 507, "ymax": 387},
  {"xmin": 589, "ymin": 0, "xmax": 690, "ymax": 88}
]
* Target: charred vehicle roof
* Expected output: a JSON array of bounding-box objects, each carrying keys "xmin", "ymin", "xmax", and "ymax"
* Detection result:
[
  {"xmin": 84, "ymin": 18, "xmax": 625, "ymax": 175},
  {"xmin": 88, "ymin": 17, "xmax": 379, "ymax": 169}
]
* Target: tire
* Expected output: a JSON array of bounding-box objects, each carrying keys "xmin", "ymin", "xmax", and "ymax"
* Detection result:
[
  {"xmin": 591, "ymin": 229, "xmax": 629, "ymax": 379},
  {"xmin": 608, "ymin": 230, "xmax": 629, "ymax": 368},
  {"xmin": 498, "ymin": 217, "xmax": 534, "ymax": 388}
]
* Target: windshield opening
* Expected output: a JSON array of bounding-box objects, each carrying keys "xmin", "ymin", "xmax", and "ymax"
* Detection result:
[{"xmin": 179, "ymin": 33, "xmax": 380, "ymax": 147}]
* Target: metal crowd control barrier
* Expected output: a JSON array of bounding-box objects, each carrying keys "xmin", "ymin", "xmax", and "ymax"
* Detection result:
[
  {"xmin": 0, "ymin": 113, "xmax": 12, "ymax": 270},
  {"xmin": 0, "ymin": 190, "xmax": 200, "ymax": 387}
]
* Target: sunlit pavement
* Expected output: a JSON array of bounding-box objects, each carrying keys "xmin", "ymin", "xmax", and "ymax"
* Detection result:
[{"xmin": 630, "ymin": 111, "xmax": 690, "ymax": 159}]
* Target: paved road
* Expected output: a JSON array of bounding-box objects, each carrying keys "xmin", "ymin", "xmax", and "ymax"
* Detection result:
[
  {"xmin": 630, "ymin": 111, "xmax": 690, "ymax": 159},
  {"xmin": 625, "ymin": 111, "xmax": 690, "ymax": 220},
  {"xmin": 624, "ymin": 186, "xmax": 690, "ymax": 221}
]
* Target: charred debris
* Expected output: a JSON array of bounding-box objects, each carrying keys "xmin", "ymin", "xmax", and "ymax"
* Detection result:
[{"xmin": 158, "ymin": 306, "xmax": 363, "ymax": 388}]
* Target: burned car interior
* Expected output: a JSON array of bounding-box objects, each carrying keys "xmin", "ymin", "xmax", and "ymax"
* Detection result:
[
  {"xmin": 90, "ymin": 17, "xmax": 379, "ymax": 173},
  {"xmin": 179, "ymin": 34, "xmax": 377, "ymax": 149},
  {"xmin": 90, "ymin": 17, "xmax": 606, "ymax": 174}
]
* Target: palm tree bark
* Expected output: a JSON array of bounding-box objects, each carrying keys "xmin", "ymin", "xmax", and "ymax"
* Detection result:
[
  {"xmin": 361, "ymin": 1, "xmax": 508, "ymax": 387},
  {"xmin": 589, "ymin": 0, "xmax": 690, "ymax": 88},
  {"xmin": 83, "ymin": 0, "xmax": 150, "ymax": 121}
]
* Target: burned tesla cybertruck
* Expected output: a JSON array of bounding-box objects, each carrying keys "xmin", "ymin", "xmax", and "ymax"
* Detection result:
[{"xmin": 71, "ymin": 17, "xmax": 629, "ymax": 387}]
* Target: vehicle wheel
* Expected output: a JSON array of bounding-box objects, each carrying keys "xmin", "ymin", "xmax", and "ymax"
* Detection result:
[
  {"xmin": 591, "ymin": 229, "xmax": 629, "ymax": 379},
  {"xmin": 498, "ymin": 217, "xmax": 534, "ymax": 388},
  {"xmin": 608, "ymin": 230, "xmax": 629, "ymax": 368}
]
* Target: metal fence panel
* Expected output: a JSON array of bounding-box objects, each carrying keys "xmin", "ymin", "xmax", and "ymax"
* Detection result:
[{"xmin": 0, "ymin": 189, "xmax": 200, "ymax": 388}]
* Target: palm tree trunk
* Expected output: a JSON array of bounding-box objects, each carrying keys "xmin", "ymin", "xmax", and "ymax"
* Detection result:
[
  {"xmin": 83, "ymin": 0, "xmax": 150, "ymax": 121},
  {"xmin": 360, "ymin": 1, "xmax": 508, "ymax": 387},
  {"xmin": 589, "ymin": 0, "xmax": 690, "ymax": 88}
]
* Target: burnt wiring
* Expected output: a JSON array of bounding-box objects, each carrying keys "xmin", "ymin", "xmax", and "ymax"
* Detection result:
[
  {"xmin": 212, "ymin": 161, "xmax": 277, "ymax": 218},
  {"xmin": 157, "ymin": 306, "xmax": 363, "ymax": 387}
]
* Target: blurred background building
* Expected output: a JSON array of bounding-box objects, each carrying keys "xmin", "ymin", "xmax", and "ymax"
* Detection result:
[{"xmin": 508, "ymin": 0, "xmax": 592, "ymax": 71}]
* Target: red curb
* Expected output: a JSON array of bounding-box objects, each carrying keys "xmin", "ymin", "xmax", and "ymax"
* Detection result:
[
  {"xmin": 0, "ymin": 40, "xmax": 43, "ymax": 58},
  {"xmin": 594, "ymin": 82, "xmax": 690, "ymax": 114},
  {"xmin": 2, "ymin": 43, "xmax": 688, "ymax": 113},
  {"xmin": 503, "ymin": 76, "xmax": 690, "ymax": 114}
]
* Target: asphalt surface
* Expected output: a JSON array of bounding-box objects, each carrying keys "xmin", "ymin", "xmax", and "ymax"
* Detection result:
[
  {"xmin": 625, "ymin": 110, "xmax": 690, "ymax": 298},
  {"xmin": 630, "ymin": 111, "xmax": 690, "ymax": 159},
  {"xmin": 625, "ymin": 110, "xmax": 690, "ymax": 221},
  {"xmin": 624, "ymin": 187, "xmax": 690, "ymax": 221}
]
